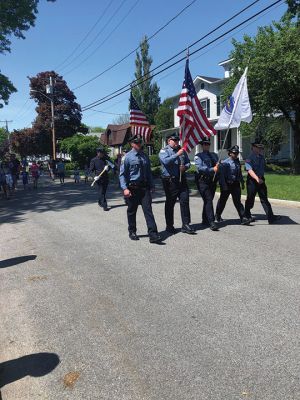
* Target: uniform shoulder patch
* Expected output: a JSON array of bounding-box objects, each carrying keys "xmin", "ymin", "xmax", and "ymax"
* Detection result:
[{"xmin": 159, "ymin": 149, "xmax": 166, "ymax": 154}]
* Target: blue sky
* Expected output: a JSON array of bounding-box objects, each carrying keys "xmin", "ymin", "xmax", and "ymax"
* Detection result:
[{"xmin": 0, "ymin": 0, "xmax": 287, "ymax": 131}]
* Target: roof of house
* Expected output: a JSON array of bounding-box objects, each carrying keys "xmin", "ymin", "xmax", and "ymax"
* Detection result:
[
  {"xmin": 194, "ymin": 75, "xmax": 223, "ymax": 84},
  {"xmin": 101, "ymin": 123, "xmax": 131, "ymax": 146},
  {"xmin": 218, "ymin": 58, "xmax": 234, "ymax": 66}
]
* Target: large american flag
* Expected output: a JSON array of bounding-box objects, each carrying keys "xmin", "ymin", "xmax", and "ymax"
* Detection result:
[
  {"xmin": 129, "ymin": 93, "xmax": 152, "ymax": 143},
  {"xmin": 177, "ymin": 59, "xmax": 216, "ymax": 152}
]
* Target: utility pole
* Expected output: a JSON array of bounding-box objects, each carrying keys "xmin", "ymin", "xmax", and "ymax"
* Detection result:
[
  {"xmin": 46, "ymin": 76, "xmax": 56, "ymax": 160},
  {"xmin": 0, "ymin": 120, "xmax": 13, "ymax": 151}
]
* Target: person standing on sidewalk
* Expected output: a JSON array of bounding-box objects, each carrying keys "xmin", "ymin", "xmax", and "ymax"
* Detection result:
[
  {"xmin": 159, "ymin": 133, "xmax": 195, "ymax": 235},
  {"xmin": 194, "ymin": 139, "xmax": 219, "ymax": 231},
  {"xmin": 119, "ymin": 136, "xmax": 162, "ymax": 243},
  {"xmin": 244, "ymin": 142, "xmax": 280, "ymax": 224},
  {"xmin": 215, "ymin": 145, "xmax": 250, "ymax": 225},
  {"xmin": 56, "ymin": 159, "xmax": 65, "ymax": 184}
]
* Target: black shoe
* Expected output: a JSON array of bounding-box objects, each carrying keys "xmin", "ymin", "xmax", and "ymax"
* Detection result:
[
  {"xmin": 269, "ymin": 215, "xmax": 281, "ymax": 224},
  {"xmin": 129, "ymin": 232, "xmax": 139, "ymax": 241},
  {"xmin": 201, "ymin": 220, "xmax": 209, "ymax": 226},
  {"xmin": 209, "ymin": 222, "xmax": 218, "ymax": 231},
  {"xmin": 181, "ymin": 224, "xmax": 196, "ymax": 234},
  {"xmin": 166, "ymin": 226, "xmax": 176, "ymax": 234},
  {"xmin": 249, "ymin": 216, "xmax": 256, "ymax": 223},
  {"xmin": 103, "ymin": 207, "xmax": 109, "ymax": 211},
  {"xmin": 149, "ymin": 233, "xmax": 162, "ymax": 243},
  {"xmin": 216, "ymin": 215, "xmax": 223, "ymax": 223},
  {"xmin": 241, "ymin": 217, "xmax": 251, "ymax": 225}
]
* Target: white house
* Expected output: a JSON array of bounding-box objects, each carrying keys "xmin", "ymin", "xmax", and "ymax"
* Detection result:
[{"xmin": 160, "ymin": 59, "xmax": 294, "ymax": 163}]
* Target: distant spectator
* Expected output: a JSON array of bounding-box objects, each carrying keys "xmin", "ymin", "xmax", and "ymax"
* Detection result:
[
  {"xmin": 9, "ymin": 154, "xmax": 20, "ymax": 189},
  {"xmin": 84, "ymin": 164, "xmax": 90, "ymax": 184},
  {"xmin": 3, "ymin": 160, "xmax": 13, "ymax": 193},
  {"xmin": 0, "ymin": 162, "xmax": 9, "ymax": 199},
  {"xmin": 31, "ymin": 160, "xmax": 39, "ymax": 189},
  {"xmin": 74, "ymin": 167, "xmax": 80, "ymax": 184},
  {"xmin": 48, "ymin": 158, "xmax": 56, "ymax": 180},
  {"xmin": 56, "ymin": 159, "xmax": 65, "ymax": 184},
  {"xmin": 21, "ymin": 167, "xmax": 29, "ymax": 190}
]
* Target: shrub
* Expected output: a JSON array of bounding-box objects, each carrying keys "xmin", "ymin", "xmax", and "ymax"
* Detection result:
[{"xmin": 149, "ymin": 154, "xmax": 160, "ymax": 167}]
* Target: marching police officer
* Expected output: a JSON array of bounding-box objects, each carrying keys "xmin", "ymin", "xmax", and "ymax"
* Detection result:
[
  {"xmin": 119, "ymin": 136, "xmax": 162, "ymax": 243},
  {"xmin": 90, "ymin": 148, "xmax": 111, "ymax": 211},
  {"xmin": 215, "ymin": 145, "xmax": 250, "ymax": 225},
  {"xmin": 194, "ymin": 139, "xmax": 219, "ymax": 231},
  {"xmin": 159, "ymin": 133, "xmax": 195, "ymax": 234},
  {"xmin": 244, "ymin": 141, "xmax": 280, "ymax": 224}
]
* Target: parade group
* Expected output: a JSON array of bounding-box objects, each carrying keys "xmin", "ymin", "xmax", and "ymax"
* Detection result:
[{"xmin": 90, "ymin": 133, "xmax": 281, "ymax": 243}]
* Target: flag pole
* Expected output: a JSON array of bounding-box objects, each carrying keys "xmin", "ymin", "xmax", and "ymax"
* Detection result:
[
  {"xmin": 180, "ymin": 48, "xmax": 190, "ymax": 183},
  {"xmin": 214, "ymin": 67, "xmax": 248, "ymax": 181}
]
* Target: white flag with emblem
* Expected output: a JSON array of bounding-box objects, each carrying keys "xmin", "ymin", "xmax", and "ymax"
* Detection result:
[{"xmin": 215, "ymin": 67, "xmax": 252, "ymax": 130}]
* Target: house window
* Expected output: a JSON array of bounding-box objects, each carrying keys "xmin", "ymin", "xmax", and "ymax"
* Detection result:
[
  {"xmin": 200, "ymin": 98, "xmax": 210, "ymax": 118},
  {"xmin": 200, "ymin": 83, "xmax": 205, "ymax": 89},
  {"xmin": 217, "ymin": 129, "xmax": 232, "ymax": 150},
  {"xmin": 216, "ymin": 95, "xmax": 222, "ymax": 116}
]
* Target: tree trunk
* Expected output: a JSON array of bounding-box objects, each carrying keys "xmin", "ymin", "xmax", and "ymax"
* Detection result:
[{"xmin": 293, "ymin": 122, "xmax": 300, "ymax": 174}]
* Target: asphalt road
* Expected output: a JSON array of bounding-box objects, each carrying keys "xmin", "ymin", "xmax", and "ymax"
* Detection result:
[{"xmin": 1, "ymin": 176, "xmax": 300, "ymax": 400}]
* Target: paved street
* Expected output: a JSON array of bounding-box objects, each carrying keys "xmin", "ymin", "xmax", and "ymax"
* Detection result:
[{"xmin": 1, "ymin": 177, "xmax": 300, "ymax": 400}]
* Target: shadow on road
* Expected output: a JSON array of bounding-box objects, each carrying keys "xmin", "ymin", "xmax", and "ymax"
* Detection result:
[
  {"xmin": 0, "ymin": 255, "xmax": 37, "ymax": 269},
  {"xmin": 0, "ymin": 352, "xmax": 60, "ymax": 388},
  {"xmin": 0, "ymin": 178, "xmax": 124, "ymax": 225}
]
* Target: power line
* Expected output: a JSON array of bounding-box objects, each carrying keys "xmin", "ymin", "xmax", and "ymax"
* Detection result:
[
  {"xmin": 54, "ymin": 0, "xmax": 117, "ymax": 71},
  {"xmin": 58, "ymin": 0, "xmax": 129, "ymax": 73},
  {"xmin": 80, "ymin": 0, "xmax": 261, "ymax": 108},
  {"xmin": 63, "ymin": 0, "xmax": 142, "ymax": 77},
  {"xmin": 82, "ymin": 0, "xmax": 283, "ymax": 111},
  {"xmin": 72, "ymin": 0, "xmax": 199, "ymax": 90}
]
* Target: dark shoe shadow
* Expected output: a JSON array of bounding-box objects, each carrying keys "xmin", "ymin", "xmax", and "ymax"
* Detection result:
[
  {"xmin": 0, "ymin": 352, "xmax": 60, "ymax": 388},
  {"xmin": 0, "ymin": 255, "xmax": 37, "ymax": 269},
  {"xmin": 247, "ymin": 214, "xmax": 298, "ymax": 225}
]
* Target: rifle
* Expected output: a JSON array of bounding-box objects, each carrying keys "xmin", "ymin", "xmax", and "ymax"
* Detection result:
[{"xmin": 91, "ymin": 165, "xmax": 109, "ymax": 187}]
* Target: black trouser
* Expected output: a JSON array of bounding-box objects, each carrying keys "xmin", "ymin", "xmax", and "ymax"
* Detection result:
[
  {"xmin": 161, "ymin": 176, "xmax": 190, "ymax": 227},
  {"xmin": 216, "ymin": 181, "xmax": 245, "ymax": 220},
  {"xmin": 126, "ymin": 186, "xmax": 158, "ymax": 235},
  {"xmin": 97, "ymin": 178, "xmax": 108, "ymax": 208},
  {"xmin": 197, "ymin": 178, "xmax": 217, "ymax": 224},
  {"xmin": 244, "ymin": 176, "xmax": 274, "ymax": 221}
]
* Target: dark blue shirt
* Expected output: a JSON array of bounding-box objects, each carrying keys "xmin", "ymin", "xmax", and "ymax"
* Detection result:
[
  {"xmin": 245, "ymin": 152, "xmax": 266, "ymax": 177},
  {"xmin": 119, "ymin": 149, "xmax": 154, "ymax": 190},
  {"xmin": 159, "ymin": 145, "xmax": 190, "ymax": 178},
  {"xmin": 220, "ymin": 157, "xmax": 243, "ymax": 185},
  {"xmin": 194, "ymin": 151, "xmax": 218, "ymax": 176}
]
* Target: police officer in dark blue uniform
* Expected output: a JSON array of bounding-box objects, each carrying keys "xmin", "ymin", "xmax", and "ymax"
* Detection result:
[
  {"xmin": 119, "ymin": 136, "xmax": 162, "ymax": 243},
  {"xmin": 90, "ymin": 148, "xmax": 111, "ymax": 211},
  {"xmin": 216, "ymin": 145, "xmax": 250, "ymax": 225},
  {"xmin": 244, "ymin": 142, "xmax": 280, "ymax": 223},
  {"xmin": 159, "ymin": 133, "xmax": 195, "ymax": 234},
  {"xmin": 194, "ymin": 139, "xmax": 219, "ymax": 231}
]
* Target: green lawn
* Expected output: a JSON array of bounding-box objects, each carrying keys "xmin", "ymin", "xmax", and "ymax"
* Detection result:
[
  {"xmin": 185, "ymin": 173, "xmax": 300, "ymax": 202},
  {"xmin": 248, "ymin": 173, "xmax": 300, "ymax": 201}
]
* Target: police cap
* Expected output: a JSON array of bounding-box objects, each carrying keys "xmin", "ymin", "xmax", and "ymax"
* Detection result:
[
  {"xmin": 166, "ymin": 133, "xmax": 180, "ymax": 141},
  {"xmin": 228, "ymin": 145, "xmax": 240, "ymax": 154},
  {"xmin": 128, "ymin": 135, "xmax": 143, "ymax": 144},
  {"xmin": 199, "ymin": 138, "xmax": 211, "ymax": 145},
  {"xmin": 251, "ymin": 141, "xmax": 264, "ymax": 148}
]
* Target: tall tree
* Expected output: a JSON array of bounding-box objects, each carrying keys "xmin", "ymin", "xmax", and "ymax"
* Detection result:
[
  {"xmin": 131, "ymin": 36, "xmax": 160, "ymax": 124},
  {"xmin": 0, "ymin": 126, "xmax": 10, "ymax": 157},
  {"xmin": 0, "ymin": 0, "xmax": 55, "ymax": 107},
  {"xmin": 224, "ymin": 18, "xmax": 300, "ymax": 173}
]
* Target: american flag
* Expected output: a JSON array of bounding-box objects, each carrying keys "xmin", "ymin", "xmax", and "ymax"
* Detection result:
[
  {"xmin": 177, "ymin": 59, "xmax": 216, "ymax": 152},
  {"xmin": 129, "ymin": 93, "xmax": 152, "ymax": 143}
]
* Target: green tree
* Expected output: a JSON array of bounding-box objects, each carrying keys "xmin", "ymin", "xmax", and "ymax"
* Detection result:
[
  {"xmin": 152, "ymin": 97, "xmax": 175, "ymax": 153},
  {"xmin": 131, "ymin": 36, "xmax": 160, "ymax": 124},
  {"xmin": 0, "ymin": 0, "xmax": 55, "ymax": 107},
  {"xmin": 0, "ymin": 126, "xmax": 10, "ymax": 157},
  {"xmin": 286, "ymin": 0, "xmax": 300, "ymax": 19},
  {"xmin": 224, "ymin": 18, "xmax": 300, "ymax": 172},
  {"xmin": 59, "ymin": 134, "xmax": 108, "ymax": 168}
]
